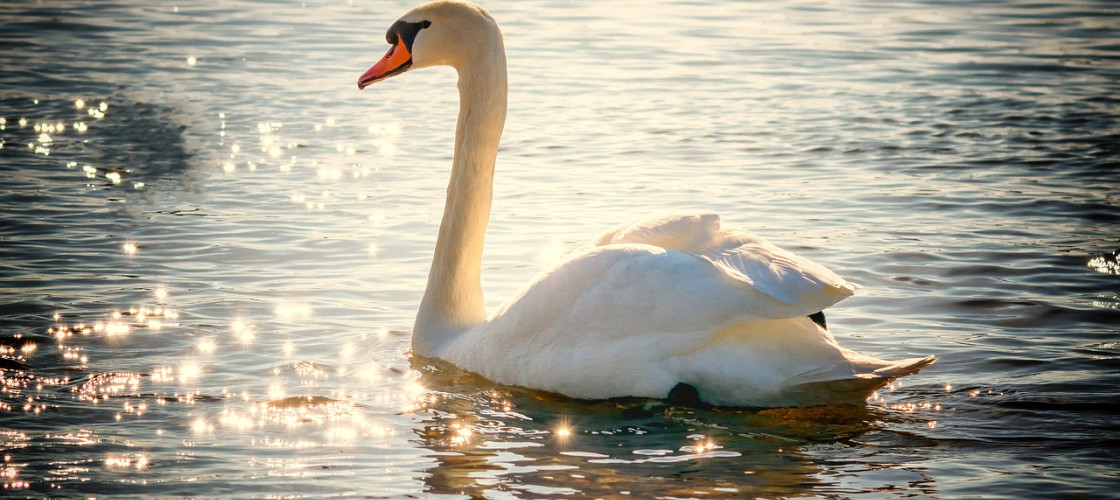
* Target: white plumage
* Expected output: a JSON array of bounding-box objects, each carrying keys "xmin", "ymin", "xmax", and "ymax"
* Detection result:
[{"xmin": 359, "ymin": 0, "xmax": 934, "ymax": 407}]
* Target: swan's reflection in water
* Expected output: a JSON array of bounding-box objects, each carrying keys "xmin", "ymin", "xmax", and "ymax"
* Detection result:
[{"xmin": 410, "ymin": 356, "xmax": 938, "ymax": 498}]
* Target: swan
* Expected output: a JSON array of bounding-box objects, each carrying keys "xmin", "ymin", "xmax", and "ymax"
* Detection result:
[{"xmin": 357, "ymin": 0, "xmax": 935, "ymax": 407}]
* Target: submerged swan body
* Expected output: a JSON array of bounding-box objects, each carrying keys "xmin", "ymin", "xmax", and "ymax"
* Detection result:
[{"xmin": 358, "ymin": 0, "xmax": 934, "ymax": 407}]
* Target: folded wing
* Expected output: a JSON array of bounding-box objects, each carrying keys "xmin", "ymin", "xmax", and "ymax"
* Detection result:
[{"xmin": 591, "ymin": 212, "xmax": 854, "ymax": 318}]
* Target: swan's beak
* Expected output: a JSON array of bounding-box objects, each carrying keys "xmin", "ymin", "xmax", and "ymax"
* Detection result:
[{"xmin": 358, "ymin": 34, "xmax": 412, "ymax": 89}]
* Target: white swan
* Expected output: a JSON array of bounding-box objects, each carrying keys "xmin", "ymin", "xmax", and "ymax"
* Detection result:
[{"xmin": 358, "ymin": 0, "xmax": 934, "ymax": 407}]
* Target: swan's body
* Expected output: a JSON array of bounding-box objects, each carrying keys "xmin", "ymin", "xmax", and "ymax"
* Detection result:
[{"xmin": 359, "ymin": 0, "xmax": 934, "ymax": 407}]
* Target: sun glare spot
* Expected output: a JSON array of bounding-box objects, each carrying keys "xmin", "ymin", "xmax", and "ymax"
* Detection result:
[
  {"xmin": 179, "ymin": 362, "xmax": 202, "ymax": 384},
  {"xmin": 404, "ymin": 382, "xmax": 425, "ymax": 398},
  {"xmin": 191, "ymin": 417, "xmax": 213, "ymax": 434},
  {"xmin": 377, "ymin": 142, "xmax": 397, "ymax": 157},
  {"xmin": 552, "ymin": 416, "xmax": 574, "ymax": 444},
  {"xmin": 317, "ymin": 166, "xmax": 342, "ymax": 180},
  {"xmin": 231, "ymin": 319, "xmax": 256, "ymax": 345},
  {"xmin": 150, "ymin": 366, "xmax": 174, "ymax": 383},
  {"xmin": 197, "ymin": 338, "xmax": 217, "ymax": 354},
  {"xmin": 274, "ymin": 303, "xmax": 312, "ymax": 320},
  {"xmin": 327, "ymin": 426, "xmax": 358, "ymax": 444},
  {"xmin": 122, "ymin": 242, "xmax": 138, "ymax": 256},
  {"xmin": 105, "ymin": 321, "xmax": 130, "ymax": 336},
  {"xmin": 219, "ymin": 409, "xmax": 255, "ymax": 430},
  {"xmin": 339, "ymin": 342, "xmax": 355, "ymax": 361},
  {"xmin": 355, "ymin": 365, "xmax": 381, "ymax": 383},
  {"xmin": 448, "ymin": 422, "xmax": 472, "ymax": 447},
  {"xmin": 268, "ymin": 383, "xmax": 286, "ymax": 401}
]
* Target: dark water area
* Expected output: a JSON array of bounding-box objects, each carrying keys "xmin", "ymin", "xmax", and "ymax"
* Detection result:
[{"xmin": 2, "ymin": 0, "xmax": 1120, "ymax": 498}]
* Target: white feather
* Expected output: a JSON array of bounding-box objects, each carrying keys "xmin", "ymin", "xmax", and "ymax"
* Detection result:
[{"xmin": 363, "ymin": 0, "xmax": 934, "ymax": 407}]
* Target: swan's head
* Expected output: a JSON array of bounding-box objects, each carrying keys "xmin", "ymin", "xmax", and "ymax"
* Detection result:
[{"xmin": 358, "ymin": 0, "xmax": 502, "ymax": 89}]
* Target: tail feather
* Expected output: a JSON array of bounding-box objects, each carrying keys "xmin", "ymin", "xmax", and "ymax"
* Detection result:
[
  {"xmin": 780, "ymin": 355, "xmax": 938, "ymax": 406},
  {"xmin": 873, "ymin": 354, "xmax": 937, "ymax": 378},
  {"xmin": 674, "ymin": 318, "xmax": 937, "ymax": 407}
]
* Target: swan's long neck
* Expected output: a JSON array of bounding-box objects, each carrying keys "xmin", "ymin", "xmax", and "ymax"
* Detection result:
[{"xmin": 413, "ymin": 38, "xmax": 507, "ymax": 353}]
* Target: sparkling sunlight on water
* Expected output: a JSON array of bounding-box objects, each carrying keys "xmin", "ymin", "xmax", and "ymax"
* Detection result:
[{"xmin": 1, "ymin": 0, "xmax": 1118, "ymax": 497}]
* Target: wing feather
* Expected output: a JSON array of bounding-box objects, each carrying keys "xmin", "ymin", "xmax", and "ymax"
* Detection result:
[{"xmin": 590, "ymin": 212, "xmax": 854, "ymax": 314}]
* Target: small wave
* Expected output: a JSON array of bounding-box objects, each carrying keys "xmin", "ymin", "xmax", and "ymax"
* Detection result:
[
  {"xmin": 947, "ymin": 61, "xmax": 1092, "ymax": 74},
  {"xmin": 275, "ymin": 360, "xmax": 332, "ymax": 378}
]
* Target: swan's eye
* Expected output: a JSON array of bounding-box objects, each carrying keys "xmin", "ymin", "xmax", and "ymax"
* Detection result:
[{"xmin": 386, "ymin": 20, "xmax": 429, "ymax": 51}]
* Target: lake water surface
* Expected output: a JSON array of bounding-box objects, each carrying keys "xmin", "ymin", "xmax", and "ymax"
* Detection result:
[{"xmin": 1, "ymin": 0, "xmax": 1118, "ymax": 497}]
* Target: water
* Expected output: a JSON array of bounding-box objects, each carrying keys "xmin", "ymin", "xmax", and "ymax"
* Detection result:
[{"xmin": 1, "ymin": 0, "xmax": 1118, "ymax": 497}]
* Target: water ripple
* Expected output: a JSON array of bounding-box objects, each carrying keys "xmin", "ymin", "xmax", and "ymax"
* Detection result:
[{"xmin": 2, "ymin": 0, "xmax": 1118, "ymax": 497}]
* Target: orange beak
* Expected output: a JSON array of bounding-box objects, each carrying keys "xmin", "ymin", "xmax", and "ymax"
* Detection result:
[{"xmin": 358, "ymin": 34, "xmax": 412, "ymax": 89}]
